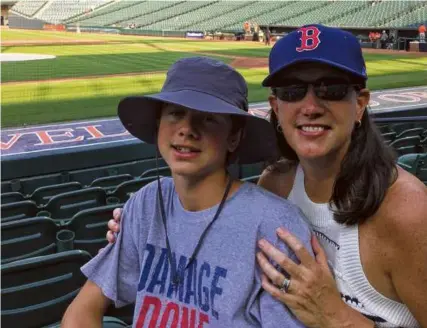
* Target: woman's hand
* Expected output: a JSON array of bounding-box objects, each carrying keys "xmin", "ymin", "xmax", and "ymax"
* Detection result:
[
  {"xmin": 257, "ymin": 228, "xmax": 373, "ymax": 328},
  {"xmin": 106, "ymin": 208, "xmax": 122, "ymax": 244}
]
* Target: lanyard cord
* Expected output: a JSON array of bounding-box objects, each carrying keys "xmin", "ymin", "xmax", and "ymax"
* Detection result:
[{"xmin": 156, "ymin": 150, "xmax": 233, "ymax": 285}]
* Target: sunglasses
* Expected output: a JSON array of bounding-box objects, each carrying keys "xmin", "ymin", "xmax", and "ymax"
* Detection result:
[{"xmin": 272, "ymin": 78, "xmax": 363, "ymax": 102}]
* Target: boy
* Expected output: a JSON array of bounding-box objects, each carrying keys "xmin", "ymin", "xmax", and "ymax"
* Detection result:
[{"xmin": 62, "ymin": 57, "xmax": 312, "ymax": 328}]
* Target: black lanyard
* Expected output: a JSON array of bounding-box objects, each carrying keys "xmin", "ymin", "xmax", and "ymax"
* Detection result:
[{"xmin": 157, "ymin": 174, "xmax": 233, "ymax": 286}]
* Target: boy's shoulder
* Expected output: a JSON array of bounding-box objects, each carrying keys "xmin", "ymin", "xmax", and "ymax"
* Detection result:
[
  {"xmin": 243, "ymin": 182, "xmax": 298, "ymax": 210},
  {"xmin": 241, "ymin": 183, "xmax": 312, "ymax": 242},
  {"xmin": 242, "ymin": 183, "xmax": 309, "ymax": 224},
  {"xmin": 124, "ymin": 176, "xmax": 174, "ymax": 212}
]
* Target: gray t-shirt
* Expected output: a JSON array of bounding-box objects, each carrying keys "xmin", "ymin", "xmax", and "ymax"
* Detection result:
[{"xmin": 82, "ymin": 178, "xmax": 313, "ymax": 327}]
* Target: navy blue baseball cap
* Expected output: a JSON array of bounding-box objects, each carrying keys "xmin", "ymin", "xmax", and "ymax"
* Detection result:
[
  {"xmin": 118, "ymin": 56, "xmax": 278, "ymax": 164},
  {"xmin": 262, "ymin": 24, "xmax": 367, "ymax": 86}
]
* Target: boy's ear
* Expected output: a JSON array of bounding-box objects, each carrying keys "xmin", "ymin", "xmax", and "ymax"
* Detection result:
[{"xmin": 228, "ymin": 128, "xmax": 244, "ymax": 153}]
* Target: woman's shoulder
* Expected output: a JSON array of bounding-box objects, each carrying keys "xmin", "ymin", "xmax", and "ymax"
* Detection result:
[{"xmin": 258, "ymin": 159, "xmax": 298, "ymax": 199}]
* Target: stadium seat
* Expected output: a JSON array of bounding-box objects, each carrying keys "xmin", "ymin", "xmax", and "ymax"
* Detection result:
[
  {"xmin": 44, "ymin": 187, "xmax": 108, "ymax": 222},
  {"xmin": 1, "ymin": 250, "xmax": 91, "ymax": 328},
  {"xmin": 420, "ymin": 136, "xmax": 427, "ymax": 152},
  {"xmin": 391, "ymin": 122, "xmax": 416, "ymax": 135},
  {"xmin": 381, "ymin": 131, "xmax": 397, "ymax": 143},
  {"xmin": 31, "ymin": 181, "xmax": 83, "ymax": 205},
  {"xmin": 90, "ymin": 174, "xmax": 134, "ymax": 191},
  {"xmin": 395, "ymin": 127, "xmax": 425, "ymax": 139},
  {"xmin": 240, "ymin": 162, "xmax": 265, "ymax": 179},
  {"xmin": 140, "ymin": 166, "xmax": 171, "ymax": 178},
  {"xmin": 377, "ymin": 124, "xmax": 392, "ymax": 134},
  {"xmin": 1, "ymin": 191, "xmax": 25, "ymax": 204},
  {"xmin": 397, "ymin": 153, "xmax": 427, "ymax": 184},
  {"xmin": 111, "ymin": 176, "xmax": 158, "ymax": 203},
  {"xmin": 1, "ymin": 179, "xmax": 22, "ymax": 193},
  {"xmin": 389, "ymin": 136, "xmax": 422, "ymax": 156},
  {"xmin": 66, "ymin": 204, "xmax": 124, "ymax": 257},
  {"xmin": 1, "ymin": 217, "xmax": 58, "ymax": 264},
  {"xmin": 242, "ymin": 175, "xmax": 261, "ymax": 184},
  {"xmin": 1, "ymin": 200, "xmax": 39, "ymax": 223}
]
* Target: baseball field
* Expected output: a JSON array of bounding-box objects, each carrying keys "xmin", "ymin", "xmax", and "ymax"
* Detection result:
[{"xmin": 2, "ymin": 29, "xmax": 427, "ymax": 128}]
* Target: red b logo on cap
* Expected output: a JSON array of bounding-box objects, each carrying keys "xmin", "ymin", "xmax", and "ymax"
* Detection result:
[{"xmin": 296, "ymin": 27, "xmax": 321, "ymax": 52}]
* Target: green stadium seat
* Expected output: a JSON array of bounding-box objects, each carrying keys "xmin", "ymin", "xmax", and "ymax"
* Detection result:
[
  {"xmin": 11, "ymin": 0, "xmax": 47, "ymax": 16},
  {"xmin": 389, "ymin": 136, "xmax": 422, "ymax": 156},
  {"xmin": 395, "ymin": 127, "xmax": 425, "ymax": 139},
  {"xmin": 111, "ymin": 176, "xmax": 158, "ymax": 203},
  {"xmin": 1, "ymin": 192, "xmax": 25, "ymax": 204},
  {"xmin": 382, "ymin": 132, "xmax": 397, "ymax": 144},
  {"xmin": 31, "ymin": 182, "xmax": 83, "ymax": 205},
  {"xmin": 90, "ymin": 174, "xmax": 134, "ymax": 191},
  {"xmin": 1, "ymin": 200, "xmax": 39, "ymax": 223},
  {"xmin": 377, "ymin": 124, "xmax": 392, "ymax": 134},
  {"xmin": 44, "ymin": 187, "xmax": 108, "ymax": 222},
  {"xmin": 66, "ymin": 204, "xmax": 124, "ymax": 257},
  {"xmin": 240, "ymin": 162, "xmax": 265, "ymax": 179},
  {"xmin": 391, "ymin": 122, "xmax": 416, "ymax": 135},
  {"xmin": 242, "ymin": 175, "xmax": 261, "ymax": 184},
  {"xmin": 398, "ymin": 153, "xmax": 427, "ymax": 185},
  {"xmin": 1, "ymin": 250, "xmax": 91, "ymax": 328},
  {"xmin": 420, "ymin": 136, "xmax": 427, "ymax": 152},
  {"xmin": 140, "ymin": 166, "xmax": 171, "ymax": 178},
  {"xmin": 1, "ymin": 179, "xmax": 22, "ymax": 193},
  {"xmin": 397, "ymin": 153, "xmax": 419, "ymax": 174},
  {"xmin": 1, "ymin": 217, "xmax": 58, "ymax": 264}
]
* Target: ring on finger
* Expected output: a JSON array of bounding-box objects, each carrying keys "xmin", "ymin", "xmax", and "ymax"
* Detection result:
[{"xmin": 279, "ymin": 277, "xmax": 291, "ymax": 293}]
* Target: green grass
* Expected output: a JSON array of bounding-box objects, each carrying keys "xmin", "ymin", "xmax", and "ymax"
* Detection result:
[{"xmin": 2, "ymin": 30, "xmax": 427, "ymax": 128}]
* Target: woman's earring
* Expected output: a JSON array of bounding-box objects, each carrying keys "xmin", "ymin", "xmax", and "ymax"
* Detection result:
[
  {"xmin": 355, "ymin": 120, "xmax": 362, "ymax": 128},
  {"xmin": 276, "ymin": 122, "xmax": 283, "ymax": 133}
]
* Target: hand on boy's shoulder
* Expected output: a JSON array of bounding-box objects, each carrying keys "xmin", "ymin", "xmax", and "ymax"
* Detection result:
[{"xmin": 258, "ymin": 160, "xmax": 297, "ymax": 199}]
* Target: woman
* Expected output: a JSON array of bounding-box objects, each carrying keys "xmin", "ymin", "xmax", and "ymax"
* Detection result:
[{"xmin": 107, "ymin": 25, "xmax": 427, "ymax": 327}]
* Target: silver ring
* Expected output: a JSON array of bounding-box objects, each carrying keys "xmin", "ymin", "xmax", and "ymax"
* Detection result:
[{"xmin": 279, "ymin": 277, "xmax": 291, "ymax": 293}]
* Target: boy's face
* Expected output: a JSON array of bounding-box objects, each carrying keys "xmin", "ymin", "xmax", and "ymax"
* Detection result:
[{"xmin": 157, "ymin": 104, "xmax": 241, "ymax": 179}]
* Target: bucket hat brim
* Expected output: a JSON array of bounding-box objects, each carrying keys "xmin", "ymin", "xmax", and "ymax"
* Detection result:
[{"xmin": 118, "ymin": 89, "xmax": 278, "ymax": 164}]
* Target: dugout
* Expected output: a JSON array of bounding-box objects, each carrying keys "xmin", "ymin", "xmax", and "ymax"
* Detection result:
[{"xmin": 260, "ymin": 25, "xmax": 420, "ymax": 51}]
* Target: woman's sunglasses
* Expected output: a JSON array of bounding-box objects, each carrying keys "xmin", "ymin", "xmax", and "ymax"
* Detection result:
[{"xmin": 272, "ymin": 78, "xmax": 363, "ymax": 102}]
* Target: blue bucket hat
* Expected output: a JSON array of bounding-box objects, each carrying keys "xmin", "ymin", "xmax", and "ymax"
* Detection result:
[
  {"xmin": 118, "ymin": 56, "xmax": 278, "ymax": 164},
  {"xmin": 263, "ymin": 24, "xmax": 367, "ymax": 86}
]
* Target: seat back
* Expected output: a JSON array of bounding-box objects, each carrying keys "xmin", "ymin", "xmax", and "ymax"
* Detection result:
[
  {"xmin": 1, "ymin": 192, "xmax": 25, "ymax": 204},
  {"xmin": 31, "ymin": 182, "xmax": 82, "ymax": 205},
  {"xmin": 1, "ymin": 200, "xmax": 39, "ymax": 223},
  {"xmin": 90, "ymin": 174, "xmax": 133, "ymax": 191},
  {"xmin": 241, "ymin": 174, "xmax": 261, "ymax": 184},
  {"xmin": 395, "ymin": 127, "xmax": 425, "ymax": 139},
  {"xmin": 45, "ymin": 187, "xmax": 107, "ymax": 221},
  {"xmin": 112, "ymin": 176, "xmax": 157, "ymax": 202},
  {"xmin": 415, "ymin": 154, "xmax": 427, "ymax": 184},
  {"xmin": 66, "ymin": 204, "xmax": 123, "ymax": 256},
  {"xmin": 389, "ymin": 136, "xmax": 421, "ymax": 156},
  {"xmin": 1, "ymin": 250, "xmax": 91, "ymax": 328},
  {"xmin": 1, "ymin": 217, "xmax": 59, "ymax": 264},
  {"xmin": 398, "ymin": 153, "xmax": 427, "ymax": 184},
  {"xmin": 140, "ymin": 166, "xmax": 171, "ymax": 178}
]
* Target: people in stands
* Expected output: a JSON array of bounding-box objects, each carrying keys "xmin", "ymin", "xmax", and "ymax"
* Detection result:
[
  {"xmin": 380, "ymin": 30, "xmax": 388, "ymax": 49},
  {"xmin": 107, "ymin": 25, "xmax": 427, "ymax": 328},
  {"xmin": 375, "ymin": 31, "xmax": 381, "ymax": 48},
  {"xmin": 265, "ymin": 27, "xmax": 271, "ymax": 46},
  {"xmin": 419, "ymin": 24, "xmax": 426, "ymax": 43},
  {"xmin": 61, "ymin": 57, "xmax": 312, "ymax": 327},
  {"xmin": 368, "ymin": 31, "xmax": 375, "ymax": 43}
]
